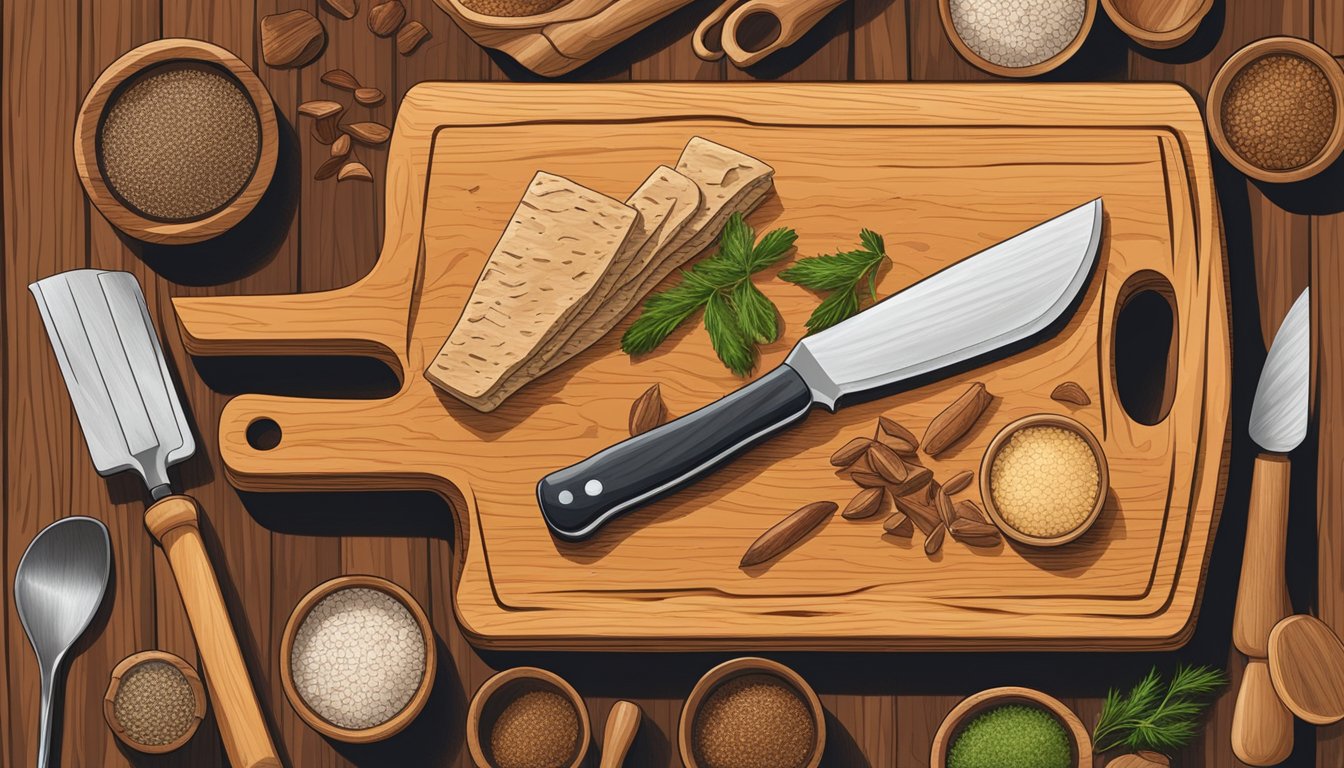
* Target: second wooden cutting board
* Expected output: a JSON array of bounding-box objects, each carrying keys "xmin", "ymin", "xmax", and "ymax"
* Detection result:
[{"xmin": 174, "ymin": 83, "xmax": 1229, "ymax": 650}]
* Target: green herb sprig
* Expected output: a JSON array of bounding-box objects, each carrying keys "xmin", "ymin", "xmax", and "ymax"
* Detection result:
[
  {"xmin": 621, "ymin": 213, "xmax": 797, "ymax": 376},
  {"xmin": 781, "ymin": 229, "xmax": 890, "ymax": 334},
  {"xmin": 1092, "ymin": 665, "xmax": 1227, "ymax": 753}
]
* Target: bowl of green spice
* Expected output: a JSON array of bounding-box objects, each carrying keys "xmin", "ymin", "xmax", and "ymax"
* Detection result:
[{"xmin": 931, "ymin": 686, "xmax": 1092, "ymax": 768}]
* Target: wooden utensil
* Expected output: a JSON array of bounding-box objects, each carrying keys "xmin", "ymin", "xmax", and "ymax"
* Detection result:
[
  {"xmin": 692, "ymin": 0, "xmax": 744, "ymax": 61},
  {"xmin": 717, "ymin": 0, "xmax": 846, "ymax": 68},
  {"xmin": 173, "ymin": 82, "xmax": 1227, "ymax": 651},
  {"xmin": 930, "ymin": 686, "xmax": 1092, "ymax": 768},
  {"xmin": 1100, "ymin": 0, "xmax": 1213, "ymax": 49},
  {"xmin": 1269, "ymin": 615, "xmax": 1344, "ymax": 725},
  {"xmin": 599, "ymin": 700, "xmax": 641, "ymax": 768}
]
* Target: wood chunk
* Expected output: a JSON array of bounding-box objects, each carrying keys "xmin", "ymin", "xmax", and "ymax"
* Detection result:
[
  {"xmin": 314, "ymin": 155, "xmax": 344, "ymax": 181},
  {"xmin": 868, "ymin": 443, "xmax": 909, "ymax": 484},
  {"xmin": 955, "ymin": 499, "xmax": 987, "ymax": 523},
  {"xmin": 368, "ymin": 0, "xmax": 405, "ymax": 36},
  {"xmin": 882, "ymin": 512, "xmax": 913, "ymax": 537},
  {"xmin": 942, "ymin": 469, "xmax": 973, "ymax": 496},
  {"xmin": 299, "ymin": 100, "xmax": 344, "ymax": 144},
  {"xmin": 321, "ymin": 0, "xmax": 359, "ymax": 19},
  {"xmin": 830, "ymin": 437, "xmax": 874, "ymax": 467},
  {"xmin": 935, "ymin": 488, "xmax": 957, "ymax": 527},
  {"xmin": 843, "ymin": 487, "xmax": 885, "ymax": 520},
  {"xmin": 321, "ymin": 68, "xmax": 361, "ymax": 91},
  {"xmin": 741, "ymin": 501, "xmax": 837, "ymax": 567},
  {"xmin": 924, "ymin": 523, "xmax": 946, "ymax": 555},
  {"xmin": 892, "ymin": 494, "xmax": 941, "ymax": 535},
  {"xmin": 354, "ymin": 87, "xmax": 385, "ymax": 106},
  {"xmin": 343, "ymin": 121, "xmax": 391, "ymax": 145},
  {"xmin": 261, "ymin": 10, "xmax": 326, "ymax": 69},
  {"xmin": 628, "ymin": 384, "xmax": 667, "ymax": 436},
  {"xmin": 949, "ymin": 518, "xmax": 1002, "ymax": 547},
  {"xmin": 851, "ymin": 471, "xmax": 888, "ymax": 489},
  {"xmin": 922, "ymin": 382, "xmax": 993, "ymax": 456},
  {"xmin": 397, "ymin": 20, "xmax": 430, "ymax": 54},
  {"xmin": 330, "ymin": 134, "xmax": 351, "ymax": 158},
  {"xmin": 1051, "ymin": 381, "xmax": 1092, "ymax": 406},
  {"xmin": 892, "ymin": 466, "xmax": 933, "ymax": 498},
  {"xmin": 337, "ymin": 161, "xmax": 372, "ymax": 181},
  {"xmin": 878, "ymin": 415, "xmax": 919, "ymax": 452}
]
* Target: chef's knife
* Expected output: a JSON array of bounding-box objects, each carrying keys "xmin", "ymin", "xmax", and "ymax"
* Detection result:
[
  {"xmin": 1231, "ymin": 287, "xmax": 1310, "ymax": 767},
  {"xmin": 539, "ymin": 199, "xmax": 1104, "ymax": 540}
]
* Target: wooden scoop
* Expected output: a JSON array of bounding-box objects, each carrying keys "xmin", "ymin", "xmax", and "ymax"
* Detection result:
[
  {"xmin": 707, "ymin": 0, "xmax": 845, "ymax": 68},
  {"xmin": 1269, "ymin": 615, "xmax": 1344, "ymax": 725}
]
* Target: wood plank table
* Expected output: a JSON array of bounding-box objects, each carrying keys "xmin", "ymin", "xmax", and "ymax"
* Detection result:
[{"xmin": 0, "ymin": 0, "xmax": 1335, "ymax": 765}]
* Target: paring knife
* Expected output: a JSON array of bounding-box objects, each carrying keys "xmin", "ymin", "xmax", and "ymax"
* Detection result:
[
  {"xmin": 1231, "ymin": 287, "xmax": 1310, "ymax": 767},
  {"xmin": 539, "ymin": 199, "xmax": 1104, "ymax": 540}
]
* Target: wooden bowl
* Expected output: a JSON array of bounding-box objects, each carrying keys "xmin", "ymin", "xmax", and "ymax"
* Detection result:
[
  {"xmin": 930, "ymin": 686, "xmax": 1092, "ymax": 767},
  {"xmin": 1100, "ymin": 0, "xmax": 1213, "ymax": 49},
  {"xmin": 467, "ymin": 667, "xmax": 591, "ymax": 768},
  {"xmin": 1206, "ymin": 37, "xmax": 1344, "ymax": 184},
  {"xmin": 103, "ymin": 650, "xmax": 207, "ymax": 754},
  {"xmin": 280, "ymin": 575, "xmax": 437, "ymax": 743},
  {"xmin": 678, "ymin": 657, "xmax": 825, "ymax": 768},
  {"xmin": 979, "ymin": 413, "xmax": 1109, "ymax": 547},
  {"xmin": 938, "ymin": 0, "xmax": 1097, "ymax": 78},
  {"xmin": 74, "ymin": 38, "xmax": 278, "ymax": 244}
]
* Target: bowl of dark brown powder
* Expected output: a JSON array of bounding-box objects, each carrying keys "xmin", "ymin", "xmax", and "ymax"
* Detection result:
[
  {"xmin": 1208, "ymin": 36, "xmax": 1344, "ymax": 183},
  {"xmin": 679, "ymin": 657, "xmax": 825, "ymax": 768},
  {"xmin": 467, "ymin": 667, "xmax": 591, "ymax": 768},
  {"xmin": 75, "ymin": 39, "xmax": 278, "ymax": 244},
  {"xmin": 103, "ymin": 650, "xmax": 207, "ymax": 754}
]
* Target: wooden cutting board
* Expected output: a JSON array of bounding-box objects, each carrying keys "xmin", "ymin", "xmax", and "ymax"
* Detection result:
[{"xmin": 174, "ymin": 83, "xmax": 1229, "ymax": 650}]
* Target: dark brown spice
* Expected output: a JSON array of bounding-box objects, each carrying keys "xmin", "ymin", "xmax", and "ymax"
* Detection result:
[
  {"xmin": 693, "ymin": 675, "xmax": 814, "ymax": 768},
  {"xmin": 112, "ymin": 660, "xmax": 198, "ymax": 747},
  {"xmin": 489, "ymin": 689, "xmax": 579, "ymax": 768},
  {"xmin": 1222, "ymin": 54, "xmax": 1336, "ymax": 170},
  {"xmin": 458, "ymin": 0, "xmax": 569, "ymax": 16}
]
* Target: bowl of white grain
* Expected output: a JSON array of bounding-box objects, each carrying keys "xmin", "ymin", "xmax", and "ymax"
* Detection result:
[
  {"xmin": 281, "ymin": 575, "xmax": 437, "ymax": 743},
  {"xmin": 939, "ymin": 0, "xmax": 1097, "ymax": 78}
]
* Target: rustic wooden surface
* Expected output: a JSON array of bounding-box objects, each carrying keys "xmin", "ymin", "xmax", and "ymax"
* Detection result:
[{"xmin": 0, "ymin": 0, "xmax": 1335, "ymax": 765}]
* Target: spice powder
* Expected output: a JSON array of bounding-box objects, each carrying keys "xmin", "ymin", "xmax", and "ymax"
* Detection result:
[
  {"xmin": 949, "ymin": 0, "xmax": 1086, "ymax": 69},
  {"xmin": 98, "ymin": 64, "xmax": 260, "ymax": 221},
  {"xmin": 112, "ymin": 660, "xmax": 199, "ymax": 747},
  {"xmin": 1222, "ymin": 54, "xmax": 1336, "ymax": 171},
  {"xmin": 457, "ymin": 0, "xmax": 568, "ymax": 16},
  {"xmin": 290, "ymin": 587, "xmax": 426, "ymax": 731},
  {"xmin": 489, "ymin": 688, "xmax": 581, "ymax": 768},
  {"xmin": 693, "ymin": 674, "xmax": 815, "ymax": 768},
  {"xmin": 990, "ymin": 425, "xmax": 1099, "ymax": 538}
]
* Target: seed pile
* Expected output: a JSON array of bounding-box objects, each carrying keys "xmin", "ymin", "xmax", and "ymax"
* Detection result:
[
  {"xmin": 489, "ymin": 688, "xmax": 580, "ymax": 768},
  {"xmin": 112, "ymin": 661, "xmax": 198, "ymax": 747},
  {"xmin": 290, "ymin": 587, "xmax": 426, "ymax": 730},
  {"xmin": 947, "ymin": 704, "xmax": 1071, "ymax": 768},
  {"xmin": 949, "ymin": 0, "xmax": 1086, "ymax": 69},
  {"xmin": 990, "ymin": 425, "xmax": 1099, "ymax": 538},
  {"xmin": 99, "ymin": 66, "xmax": 259, "ymax": 221},
  {"xmin": 458, "ymin": 0, "xmax": 567, "ymax": 16},
  {"xmin": 693, "ymin": 674, "xmax": 814, "ymax": 768},
  {"xmin": 1222, "ymin": 54, "xmax": 1336, "ymax": 170}
]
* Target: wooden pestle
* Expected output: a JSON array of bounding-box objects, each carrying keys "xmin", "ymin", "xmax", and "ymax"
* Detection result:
[
  {"xmin": 599, "ymin": 700, "xmax": 641, "ymax": 768},
  {"xmin": 146, "ymin": 495, "xmax": 281, "ymax": 768}
]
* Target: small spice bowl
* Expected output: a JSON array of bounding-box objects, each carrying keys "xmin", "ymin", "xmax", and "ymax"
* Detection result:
[
  {"xmin": 74, "ymin": 38, "xmax": 278, "ymax": 244},
  {"xmin": 930, "ymin": 686, "xmax": 1093, "ymax": 768},
  {"xmin": 280, "ymin": 575, "xmax": 437, "ymax": 743},
  {"xmin": 104, "ymin": 650, "xmax": 207, "ymax": 754},
  {"xmin": 979, "ymin": 413, "xmax": 1109, "ymax": 547},
  {"xmin": 467, "ymin": 666, "xmax": 591, "ymax": 768},
  {"xmin": 1207, "ymin": 37, "xmax": 1344, "ymax": 184},
  {"xmin": 938, "ymin": 0, "xmax": 1097, "ymax": 78},
  {"xmin": 1100, "ymin": 0, "xmax": 1213, "ymax": 50},
  {"xmin": 678, "ymin": 657, "xmax": 825, "ymax": 768}
]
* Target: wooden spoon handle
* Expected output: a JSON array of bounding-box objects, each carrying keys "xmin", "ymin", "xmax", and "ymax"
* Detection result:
[
  {"xmin": 599, "ymin": 700, "xmax": 641, "ymax": 768},
  {"xmin": 721, "ymin": 0, "xmax": 846, "ymax": 68},
  {"xmin": 1232, "ymin": 660, "xmax": 1294, "ymax": 766},
  {"xmin": 146, "ymin": 495, "xmax": 281, "ymax": 768},
  {"xmin": 1233, "ymin": 453, "xmax": 1293, "ymax": 658}
]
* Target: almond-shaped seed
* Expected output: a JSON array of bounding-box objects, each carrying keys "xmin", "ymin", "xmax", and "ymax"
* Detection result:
[
  {"xmin": 740, "ymin": 501, "xmax": 837, "ymax": 567},
  {"xmin": 925, "ymin": 523, "xmax": 946, "ymax": 555},
  {"xmin": 321, "ymin": 0, "xmax": 358, "ymax": 20},
  {"xmin": 628, "ymin": 383, "xmax": 667, "ymax": 436},
  {"xmin": 923, "ymin": 479, "xmax": 940, "ymax": 505},
  {"xmin": 955, "ymin": 499, "xmax": 987, "ymax": 523},
  {"xmin": 368, "ymin": 0, "xmax": 405, "ymax": 36},
  {"xmin": 879, "ymin": 433, "xmax": 919, "ymax": 458},
  {"xmin": 344, "ymin": 121, "xmax": 391, "ymax": 145},
  {"xmin": 879, "ymin": 415, "xmax": 919, "ymax": 446},
  {"xmin": 354, "ymin": 86, "xmax": 384, "ymax": 106},
  {"xmin": 337, "ymin": 161, "xmax": 373, "ymax": 181},
  {"xmin": 883, "ymin": 512, "xmax": 913, "ymax": 537},
  {"xmin": 843, "ymin": 487, "xmax": 885, "ymax": 520},
  {"xmin": 892, "ymin": 466, "xmax": 933, "ymax": 497},
  {"xmin": 950, "ymin": 518, "xmax": 1002, "ymax": 547},
  {"xmin": 1051, "ymin": 381, "xmax": 1092, "ymax": 406},
  {"xmin": 869, "ymin": 443, "xmax": 909, "ymax": 484},
  {"xmin": 397, "ymin": 20, "xmax": 430, "ymax": 54},
  {"xmin": 314, "ymin": 155, "xmax": 344, "ymax": 180},
  {"xmin": 851, "ymin": 471, "xmax": 888, "ymax": 489},
  {"xmin": 830, "ymin": 437, "xmax": 874, "ymax": 467},
  {"xmin": 330, "ymin": 134, "xmax": 351, "ymax": 158},
  {"xmin": 942, "ymin": 469, "xmax": 973, "ymax": 496},
  {"xmin": 922, "ymin": 382, "xmax": 993, "ymax": 456},
  {"xmin": 935, "ymin": 489, "xmax": 957, "ymax": 527},
  {"xmin": 892, "ymin": 494, "xmax": 941, "ymax": 534},
  {"xmin": 321, "ymin": 68, "xmax": 361, "ymax": 91}
]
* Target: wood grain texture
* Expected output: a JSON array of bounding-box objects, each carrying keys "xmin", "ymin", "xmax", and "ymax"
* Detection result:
[
  {"xmin": 1269, "ymin": 614, "xmax": 1344, "ymax": 725},
  {"xmin": 1233, "ymin": 455, "xmax": 1293, "ymax": 658}
]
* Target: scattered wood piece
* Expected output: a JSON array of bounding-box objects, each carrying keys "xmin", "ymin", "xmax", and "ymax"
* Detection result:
[
  {"xmin": 892, "ymin": 495, "xmax": 941, "ymax": 535},
  {"xmin": 337, "ymin": 161, "xmax": 372, "ymax": 181},
  {"xmin": 843, "ymin": 487, "xmax": 885, "ymax": 520},
  {"xmin": 397, "ymin": 20, "xmax": 430, "ymax": 54},
  {"xmin": 942, "ymin": 469, "xmax": 973, "ymax": 496},
  {"xmin": 628, "ymin": 383, "xmax": 667, "ymax": 436},
  {"xmin": 343, "ymin": 121, "xmax": 391, "ymax": 145},
  {"xmin": 878, "ymin": 415, "xmax": 919, "ymax": 456},
  {"xmin": 321, "ymin": 68, "xmax": 361, "ymax": 91},
  {"xmin": 261, "ymin": 10, "xmax": 326, "ymax": 69},
  {"xmin": 740, "ymin": 501, "xmax": 837, "ymax": 567},
  {"xmin": 298, "ymin": 100, "xmax": 344, "ymax": 144},
  {"xmin": 924, "ymin": 523, "xmax": 946, "ymax": 555},
  {"xmin": 954, "ymin": 499, "xmax": 987, "ymax": 523},
  {"xmin": 368, "ymin": 0, "xmax": 405, "ymax": 36},
  {"xmin": 851, "ymin": 471, "xmax": 888, "ymax": 489},
  {"xmin": 892, "ymin": 466, "xmax": 933, "ymax": 498},
  {"xmin": 1051, "ymin": 381, "xmax": 1092, "ymax": 406},
  {"xmin": 935, "ymin": 488, "xmax": 957, "ymax": 527},
  {"xmin": 321, "ymin": 0, "xmax": 359, "ymax": 19},
  {"xmin": 330, "ymin": 134, "xmax": 351, "ymax": 158},
  {"xmin": 949, "ymin": 518, "xmax": 1002, "ymax": 547},
  {"xmin": 922, "ymin": 382, "xmax": 993, "ymax": 456},
  {"xmin": 314, "ymin": 155, "xmax": 344, "ymax": 181},
  {"xmin": 883, "ymin": 512, "xmax": 913, "ymax": 537},
  {"xmin": 830, "ymin": 437, "xmax": 874, "ymax": 467},
  {"xmin": 868, "ymin": 443, "xmax": 909, "ymax": 484},
  {"xmin": 354, "ymin": 87, "xmax": 384, "ymax": 106}
]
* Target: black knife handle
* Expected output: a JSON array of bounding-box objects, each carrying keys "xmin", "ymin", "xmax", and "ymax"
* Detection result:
[{"xmin": 538, "ymin": 365, "xmax": 815, "ymax": 541}]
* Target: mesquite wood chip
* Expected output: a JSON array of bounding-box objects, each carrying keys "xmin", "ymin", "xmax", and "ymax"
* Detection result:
[
  {"xmin": 922, "ymin": 382, "xmax": 993, "ymax": 456},
  {"xmin": 629, "ymin": 383, "xmax": 668, "ymax": 436}
]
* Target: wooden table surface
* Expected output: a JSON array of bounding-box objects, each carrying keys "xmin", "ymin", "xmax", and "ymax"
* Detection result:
[{"xmin": 2, "ymin": 0, "xmax": 1340, "ymax": 766}]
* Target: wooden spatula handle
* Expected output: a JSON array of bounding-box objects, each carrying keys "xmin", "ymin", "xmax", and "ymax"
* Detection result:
[
  {"xmin": 599, "ymin": 700, "xmax": 641, "ymax": 768},
  {"xmin": 1233, "ymin": 454, "xmax": 1293, "ymax": 658},
  {"xmin": 146, "ymin": 495, "xmax": 281, "ymax": 768},
  {"xmin": 1232, "ymin": 660, "xmax": 1294, "ymax": 765}
]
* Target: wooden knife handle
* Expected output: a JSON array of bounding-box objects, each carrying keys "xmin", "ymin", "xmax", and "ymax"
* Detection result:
[
  {"xmin": 599, "ymin": 700, "xmax": 641, "ymax": 768},
  {"xmin": 1233, "ymin": 454, "xmax": 1293, "ymax": 657},
  {"xmin": 146, "ymin": 495, "xmax": 281, "ymax": 768},
  {"xmin": 1232, "ymin": 660, "xmax": 1294, "ymax": 766}
]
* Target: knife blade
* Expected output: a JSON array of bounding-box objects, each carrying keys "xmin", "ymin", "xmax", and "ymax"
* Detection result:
[{"xmin": 538, "ymin": 198, "xmax": 1104, "ymax": 541}]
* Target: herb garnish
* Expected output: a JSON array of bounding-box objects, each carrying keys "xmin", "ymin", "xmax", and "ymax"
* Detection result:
[
  {"xmin": 781, "ymin": 229, "xmax": 890, "ymax": 333},
  {"xmin": 1092, "ymin": 665, "xmax": 1227, "ymax": 753},
  {"xmin": 621, "ymin": 213, "xmax": 796, "ymax": 376}
]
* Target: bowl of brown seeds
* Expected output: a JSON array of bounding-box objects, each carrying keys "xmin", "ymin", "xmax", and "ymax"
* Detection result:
[
  {"xmin": 74, "ymin": 38, "xmax": 278, "ymax": 244},
  {"xmin": 679, "ymin": 657, "xmax": 825, "ymax": 768},
  {"xmin": 1208, "ymin": 36, "xmax": 1344, "ymax": 183},
  {"xmin": 103, "ymin": 650, "xmax": 207, "ymax": 754},
  {"xmin": 467, "ymin": 666, "xmax": 591, "ymax": 768}
]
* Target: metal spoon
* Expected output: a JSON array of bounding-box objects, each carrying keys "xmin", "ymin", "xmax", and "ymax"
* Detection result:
[{"xmin": 15, "ymin": 517, "xmax": 111, "ymax": 768}]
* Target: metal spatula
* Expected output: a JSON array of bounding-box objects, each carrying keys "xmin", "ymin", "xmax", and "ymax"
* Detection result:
[{"xmin": 29, "ymin": 269, "xmax": 280, "ymax": 768}]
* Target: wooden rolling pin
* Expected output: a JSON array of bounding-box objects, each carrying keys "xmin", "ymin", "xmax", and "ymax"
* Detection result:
[{"xmin": 147, "ymin": 495, "xmax": 281, "ymax": 768}]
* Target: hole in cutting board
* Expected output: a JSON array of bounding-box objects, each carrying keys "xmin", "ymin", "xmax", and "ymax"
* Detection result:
[
  {"xmin": 735, "ymin": 11, "xmax": 782, "ymax": 52},
  {"xmin": 246, "ymin": 417, "xmax": 282, "ymax": 451},
  {"xmin": 1113, "ymin": 271, "xmax": 1178, "ymax": 426}
]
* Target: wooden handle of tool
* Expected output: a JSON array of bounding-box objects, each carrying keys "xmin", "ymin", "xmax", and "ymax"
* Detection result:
[
  {"xmin": 145, "ymin": 495, "xmax": 281, "ymax": 768},
  {"xmin": 1232, "ymin": 660, "xmax": 1294, "ymax": 765},
  {"xmin": 1234, "ymin": 454, "xmax": 1293, "ymax": 658},
  {"xmin": 599, "ymin": 700, "xmax": 641, "ymax": 768}
]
